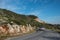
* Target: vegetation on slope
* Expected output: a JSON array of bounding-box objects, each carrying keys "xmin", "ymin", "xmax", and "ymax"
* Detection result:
[
  {"xmin": 0, "ymin": 8, "xmax": 60, "ymax": 31},
  {"xmin": 0, "ymin": 8, "xmax": 42, "ymax": 28}
]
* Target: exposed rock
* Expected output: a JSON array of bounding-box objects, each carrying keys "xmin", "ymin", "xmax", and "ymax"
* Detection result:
[
  {"xmin": 0, "ymin": 23, "xmax": 35, "ymax": 36},
  {"xmin": 34, "ymin": 18, "xmax": 45, "ymax": 23}
]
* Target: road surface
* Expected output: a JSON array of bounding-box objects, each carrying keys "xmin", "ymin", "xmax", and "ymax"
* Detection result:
[{"xmin": 6, "ymin": 30, "xmax": 60, "ymax": 40}]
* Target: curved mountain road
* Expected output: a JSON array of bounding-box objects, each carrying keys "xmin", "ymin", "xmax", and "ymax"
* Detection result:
[{"xmin": 6, "ymin": 30, "xmax": 60, "ymax": 40}]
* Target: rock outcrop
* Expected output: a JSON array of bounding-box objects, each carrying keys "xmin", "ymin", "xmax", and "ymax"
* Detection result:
[
  {"xmin": 0, "ymin": 23, "xmax": 35, "ymax": 36},
  {"xmin": 34, "ymin": 18, "xmax": 45, "ymax": 23}
]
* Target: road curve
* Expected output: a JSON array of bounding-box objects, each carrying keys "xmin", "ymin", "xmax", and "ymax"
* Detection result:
[{"xmin": 6, "ymin": 30, "xmax": 60, "ymax": 40}]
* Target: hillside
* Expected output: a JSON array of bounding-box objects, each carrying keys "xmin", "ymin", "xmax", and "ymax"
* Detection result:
[
  {"xmin": 0, "ymin": 8, "xmax": 60, "ymax": 29},
  {"xmin": 0, "ymin": 8, "xmax": 43, "ymax": 40},
  {"xmin": 0, "ymin": 8, "xmax": 43, "ymax": 27},
  {"xmin": 0, "ymin": 8, "xmax": 60, "ymax": 31},
  {"xmin": 0, "ymin": 8, "xmax": 60, "ymax": 40}
]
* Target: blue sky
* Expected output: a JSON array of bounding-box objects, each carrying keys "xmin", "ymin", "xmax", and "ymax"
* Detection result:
[{"xmin": 0, "ymin": 0, "xmax": 60, "ymax": 24}]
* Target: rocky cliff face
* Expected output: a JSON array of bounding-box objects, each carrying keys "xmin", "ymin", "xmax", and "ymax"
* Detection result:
[{"xmin": 0, "ymin": 23, "xmax": 35, "ymax": 36}]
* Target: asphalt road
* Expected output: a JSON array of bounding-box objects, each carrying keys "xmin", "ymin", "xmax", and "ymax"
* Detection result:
[{"xmin": 6, "ymin": 30, "xmax": 60, "ymax": 40}]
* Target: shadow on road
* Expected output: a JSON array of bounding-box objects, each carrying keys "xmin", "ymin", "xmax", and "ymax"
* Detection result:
[{"xmin": 42, "ymin": 36, "xmax": 60, "ymax": 40}]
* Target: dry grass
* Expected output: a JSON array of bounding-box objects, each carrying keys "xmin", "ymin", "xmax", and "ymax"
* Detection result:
[{"xmin": 0, "ymin": 30, "xmax": 35, "ymax": 40}]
